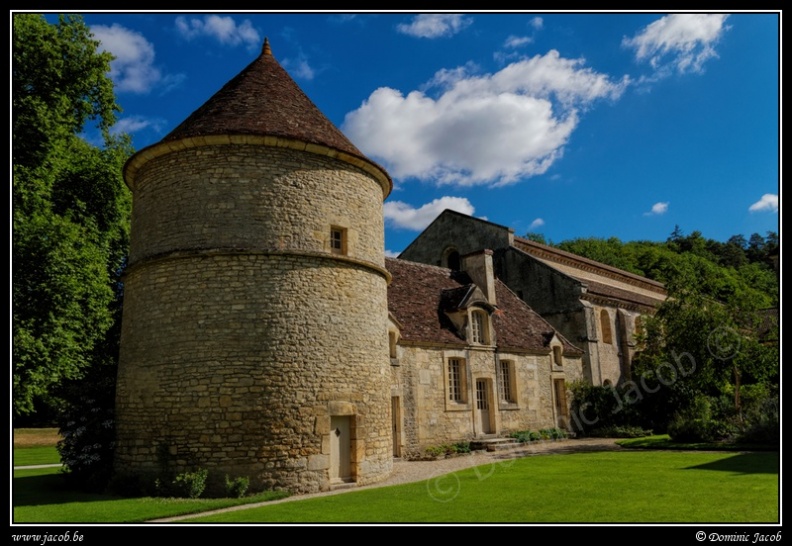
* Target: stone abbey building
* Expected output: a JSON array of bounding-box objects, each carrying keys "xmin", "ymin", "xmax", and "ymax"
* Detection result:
[{"xmin": 115, "ymin": 40, "xmax": 665, "ymax": 495}]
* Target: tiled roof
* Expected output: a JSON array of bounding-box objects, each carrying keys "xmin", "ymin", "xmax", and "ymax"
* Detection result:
[
  {"xmin": 162, "ymin": 39, "xmax": 365, "ymax": 158},
  {"xmin": 386, "ymin": 258, "xmax": 582, "ymax": 355}
]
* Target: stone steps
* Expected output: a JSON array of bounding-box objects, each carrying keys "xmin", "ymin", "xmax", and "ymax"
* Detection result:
[{"xmin": 470, "ymin": 437, "xmax": 522, "ymax": 452}]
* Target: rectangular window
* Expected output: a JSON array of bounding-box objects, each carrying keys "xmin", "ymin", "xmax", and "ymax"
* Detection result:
[
  {"xmin": 448, "ymin": 358, "xmax": 464, "ymax": 402},
  {"xmin": 498, "ymin": 360, "xmax": 515, "ymax": 403},
  {"xmin": 471, "ymin": 311, "xmax": 485, "ymax": 344},
  {"xmin": 330, "ymin": 227, "xmax": 346, "ymax": 255}
]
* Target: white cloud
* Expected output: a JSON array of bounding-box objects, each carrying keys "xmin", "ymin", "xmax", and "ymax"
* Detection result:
[
  {"xmin": 384, "ymin": 249, "xmax": 401, "ymax": 258},
  {"xmin": 504, "ymin": 35, "xmax": 533, "ymax": 48},
  {"xmin": 343, "ymin": 50, "xmax": 628, "ymax": 187},
  {"xmin": 530, "ymin": 17, "xmax": 544, "ymax": 30},
  {"xmin": 110, "ymin": 115, "xmax": 165, "ymax": 135},
  {"xmin": 644, "ymin": 201, "xmax": 669, "ymax": 216},
  {"xmin": 282, "ymin": 57, "xmax": 316, "ymax": 81},
  {"xmin": 91, "ymin": 24, "xmax": 161, "ymax": 94},
  {"xmin": 384, "ymin": 196, "xmax": 475, "ymax": 231},
  {"xmin": 396, "ymin": 14, "xmax": 473, "ymax": 38},
  {"xmin": 749, "ymin": 194, "xmax": 778, "ymax": 213},
  {"xmin": 623, "ymin": 14, "xmax": 730, "ymax": 74},
  {"xmin": 175, "ymin": 15, "xmax": 260, "ymax": 49},
  {"xmin": 528, "ymin": 218, "xmax": 545, "ymax": 230}
]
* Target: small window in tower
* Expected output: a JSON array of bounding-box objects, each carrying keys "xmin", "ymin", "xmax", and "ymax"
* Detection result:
[{"xmin": 330, "ymin": 227, "xmax": 346, "ymax": 255}]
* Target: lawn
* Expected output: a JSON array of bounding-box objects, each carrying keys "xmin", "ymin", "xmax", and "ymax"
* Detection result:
[
  {"xmin": 13, "ymin": 467, "xmax": 289, "ymax": 523},
  {"xmin": 13, "ymin": 450, "xmax": 779, "ymax": 524},
  {"xmin": 186, "ymin": 450, "xmax": 779, "ymax": 523}
]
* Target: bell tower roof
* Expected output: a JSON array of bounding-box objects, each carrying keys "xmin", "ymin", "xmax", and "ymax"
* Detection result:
[
  {"xmin": 126, "ymin": 38, "xmax": 391, "ymax": 196},
  {"xmin": 163, "ymin": 38, "xmax": 365, "ymax": 160}
]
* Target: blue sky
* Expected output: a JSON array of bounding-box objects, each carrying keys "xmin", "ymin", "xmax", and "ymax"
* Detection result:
[{"xmin": 38, "ymin": 11, "xmax": 780, "ymax": 256}]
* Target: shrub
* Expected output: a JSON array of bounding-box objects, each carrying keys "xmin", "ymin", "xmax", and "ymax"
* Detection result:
[
  {"xmin": 424, "ymin": 442, "xmax": 471, "ymax": 459},
  {"xmin": 586, "ymin": 425, "xmax": 652, "ymax": 438},
  {"xmin": 737, "ymin": 394, "xmax": 779, "ymax": 445},
  {"xmin": 156, "ymin": 468, "xmax": 208, "ymax": 498},
  {"xmin": 539, "ymin": 428, "xmax": 568, "ymax": 440},
  {"xmin": 667, "ymin": 395, "xmax": 735, "ymax": 443},
  {"xmin": 424, "ymin": 445, "xmax": 447, "ymax": 458},
  {"xmin": 510, "ymin": 430, "xmax": 542, "ymax": 443},
  {"xmin": 56, "ymin": 362, "xmax": 117, "ymax": 493},
  {"xmin": 667, "ymin": 417, "xmax": 723, "ymax": 443},
  {"xmin": 172, "ymin": 469, "xmax": 208, "ymax": 498},
  {"xmin": 225, "ymin": 475, "xmax": 250, "ymax": 498}
]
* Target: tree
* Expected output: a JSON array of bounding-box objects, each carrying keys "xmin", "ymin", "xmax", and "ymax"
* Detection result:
[{"xmin": 12, "ymin": 14, "xmax": 131, "ymax": 419}]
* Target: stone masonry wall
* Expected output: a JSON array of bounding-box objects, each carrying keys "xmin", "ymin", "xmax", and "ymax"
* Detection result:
[
  {"xmin": 116, "ymin": 144, "xmax": 391, "ymax": 495},
  {"xmin": 128, "ymin": 145, "xmax": 385, "ymax": 268},
  {"xmin": 393, "ymin": 345, "xmax": 565, "ymax": 458}
]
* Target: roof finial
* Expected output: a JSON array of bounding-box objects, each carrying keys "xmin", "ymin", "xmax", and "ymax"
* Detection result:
[{"xmin": 262, "ymin": 37, "xmax": 272, "ymax": 56}]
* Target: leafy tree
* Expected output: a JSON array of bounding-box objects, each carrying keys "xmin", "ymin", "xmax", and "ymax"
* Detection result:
[
  {"xmin": 523, "ymin": 232, "xmax": 548, "ymax": 245},
  {"xmin": 12, "ymin": 13, "xmax": 131, "ymax": 419},
  {"xmin": 551, "ymin": 225, "xmax": 778, "ymax": 440}
]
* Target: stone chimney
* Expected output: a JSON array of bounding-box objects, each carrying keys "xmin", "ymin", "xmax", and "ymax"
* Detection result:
[{"xmin": 461, "ymin": 249, "xmax": 497, "ymax": 306}]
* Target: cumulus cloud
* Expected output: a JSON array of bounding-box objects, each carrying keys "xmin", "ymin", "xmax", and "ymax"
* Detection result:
[
  {"xmin": 623, "ymin": 14, "xmax": 730, "ymax": 74},
  {"xmin": 396, "ymin": 14, "xmax": 473, "ymax": 38},
  {"xmin": 384, "ymin": 196, "xmax": 475, "ymax": 231},
  {"xmin": 91, "ymin": 24, "xmax": 162, "ymax": 94},
  {"xmin": 175, "ymin": 15, "xmax": 260, "ymax": 49},
  {"xmin": 343, "ymin": 50, "xmax": 628, "ymax": 186},
  {"xmin": 749, "ymin": 194, "xmax": 778, "ymax": 213},
  {"xmin": 528, "ymin": 218, "xmax": 545, "ymax": 230},
  {"xmin": 384, "ymin": 249, "xmax": 401, "ymax": 258},
  {"xmin": 644, "ymin": 202, "xmax": 669, "ymax": 216}
]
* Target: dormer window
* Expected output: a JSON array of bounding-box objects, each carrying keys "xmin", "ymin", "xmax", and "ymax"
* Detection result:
[{"xmin": 469, "ymin": 309, "xmax": 490, "ymax": 345}]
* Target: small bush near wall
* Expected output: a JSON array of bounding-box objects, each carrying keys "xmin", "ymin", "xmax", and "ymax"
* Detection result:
[
  {"xmin": 155, "ymin": 469, "xmax": 209, "ymax": 498},
  {"xmin": 225, "ymin": 475, "xmax": 251, "ymax": 498}
]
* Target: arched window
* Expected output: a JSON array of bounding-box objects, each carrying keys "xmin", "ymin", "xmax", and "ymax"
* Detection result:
[
  {"xmin": 443, "ymin": 247, "xmax": 461, "ymax": 271},
  {"xmin": 600, "ymin": 309, "xmax": 613, "ymax": 344}
]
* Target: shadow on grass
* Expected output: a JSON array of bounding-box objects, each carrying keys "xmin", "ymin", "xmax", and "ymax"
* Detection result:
[
  {"xmin": 684, "ymin": 452, "xmax": 780, "ymax": 475},
  {"xmin": 13, "ymin": 472, "xmax": 128, "ymax": 507}
]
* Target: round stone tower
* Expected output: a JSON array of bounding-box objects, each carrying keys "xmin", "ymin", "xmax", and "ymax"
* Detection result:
[{"xmin": 115, "ymin": 40, "xmax": 393, "ymax": 495}]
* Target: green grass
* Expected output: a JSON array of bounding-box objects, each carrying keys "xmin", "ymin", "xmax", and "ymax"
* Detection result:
[
  {"xmin": 14, "ymin": 446, "xmax": 61, "ymax": 466},
  {"xmin": 184, "ymin": 451, "xmax": 779, "ymax": 523},
  {"xmin": 13, "ymin": 467, "xmax": 289, "ymax": 523},
  {"xmin": 13, "ymin": 449, "xmax": 779, "ymax": 524}
]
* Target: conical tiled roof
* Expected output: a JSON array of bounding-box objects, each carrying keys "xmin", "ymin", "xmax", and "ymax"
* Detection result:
[{"xmin": 162, "ymin": 38, "xmax": 364, "ymax": 157}]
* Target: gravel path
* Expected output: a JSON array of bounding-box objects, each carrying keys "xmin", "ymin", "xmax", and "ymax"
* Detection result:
[{"xmin": 149, "ymin": 437, "xmax": 623, "ymax": 522}]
